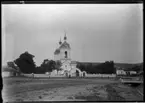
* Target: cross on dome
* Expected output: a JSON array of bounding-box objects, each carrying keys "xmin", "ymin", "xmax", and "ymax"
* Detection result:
[
  {"xmin": 64, "ymin": 31, "xmax": 67, "ymax": 41},
  {"xmin": 59, "ymin": 37, "xmax": 62, "ymax": 45}
]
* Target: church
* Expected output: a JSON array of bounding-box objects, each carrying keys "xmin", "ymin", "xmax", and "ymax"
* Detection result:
[{"xmin": 53, "ymin": 34, "xmax": 86, "ymax": 77}]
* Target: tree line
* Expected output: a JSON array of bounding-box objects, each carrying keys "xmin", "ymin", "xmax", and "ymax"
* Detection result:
[
  {"xmin": 124, "ymin": 64, "xmax": 143, "ymax": 73},
  {"xmin": 8, "ymin": 51, "xmax": 61, "ymax": 74},
  {"xmin": 76, "ymin": 61, "xmax": 116, "ymax": 74},
  {"xmin": 7, "ymin": 51, "xmax": 142, "ymax": 74}
]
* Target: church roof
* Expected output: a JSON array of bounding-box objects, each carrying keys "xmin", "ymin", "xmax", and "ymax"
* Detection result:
[
  {"xmin": 2, "ymin": 66, "xmax": 19, "ymax": 72},
  {"xmin": 54, "ymin": 48, "xmax": 60, "ymax": 55},
  {"xmin": 59, "ymin": 41, "xmax": 71, "ymax": 49}
]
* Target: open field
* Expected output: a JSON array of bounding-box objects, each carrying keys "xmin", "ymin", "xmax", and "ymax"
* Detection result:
[{"xmin": 2, "ymin": 77, "xmax": 143, "ymax": 102}]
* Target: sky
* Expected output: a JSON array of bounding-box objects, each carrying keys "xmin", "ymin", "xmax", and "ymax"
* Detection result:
[{"xmin": 2, "ymin": 4, "xmax": 143, "ymax": 66}]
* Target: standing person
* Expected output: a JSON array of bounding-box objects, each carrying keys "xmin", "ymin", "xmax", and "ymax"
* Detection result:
[
  {"xmin": 32, "ymin": 73, "xmax": 34, "ymax": 78},
  {"xmin": 83, "ymin": 72, "xmax": 85, "ymax": 77},
  {"xmin": 69, "ymin": 74, "xmax": 71, "ymax": 78},
  {"xmin": 65, "ymin": 72, "xmax": 68, "ymax": 77}
]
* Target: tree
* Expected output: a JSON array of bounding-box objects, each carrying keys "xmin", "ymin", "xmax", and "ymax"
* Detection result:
[
  {"xmin": 14, "ymin": 51, "xmax": 36, "ymax": 73},
  {"xmin": 40, "ymin": 59, "xmax": 56, "ymax": 74},
  {"xmin": 125, "ymin": 65, "xmax": 142, "ymax": 73},
  {"xmin": 40, "ymin": 59, "xmax": 49, "ymax": 73},
  {"xmin": 55, "ymin": 60, "xmax": 62, "ymax": 74},
  {"xmin": 35, "ymin": 66, "xmax": 45, "ymax": 74},
  {"xmin": 47, "ymin": 60, "xmax": 56, "ymax": 73},
  {"xmin": 76, "ymin": 61, "xmax": 115, "ymax": 74}
]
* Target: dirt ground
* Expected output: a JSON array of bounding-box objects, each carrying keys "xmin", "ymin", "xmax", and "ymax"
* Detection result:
[{"xmin": 2, "ymin": 77, "xmax": 143, "ymax": 102}]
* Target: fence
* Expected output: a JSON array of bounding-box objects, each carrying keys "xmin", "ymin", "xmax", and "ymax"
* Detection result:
[
  {"xmin": 23, "ymin": 73, "xmax": 65, "ymax": 77},
  {"xmin": 23, "ymin": 73, "xmax": 116, "ymax": 78},
  {"xmin": 86, "ymin": 74, "xmax": 116, "ymax": 78}
]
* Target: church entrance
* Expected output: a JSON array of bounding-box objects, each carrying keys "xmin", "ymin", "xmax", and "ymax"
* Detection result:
[
  {"xmin": 65, "ymin": 72, "xmax": 69, "ymax": 77},
  {"xmin": 76, "ymin": 70, "xmax": 79, "ymax": 77},
  {"xmin": 83, "ymin": 72, "xmax": 86, "ymax": 77}
]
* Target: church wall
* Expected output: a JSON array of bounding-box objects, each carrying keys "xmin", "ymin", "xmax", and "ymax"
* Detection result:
[
  {"xmin": 60, "ymin": 48, "xmax": 71, "ymax": 60},
  {"xmin": 54, "ymin": 55, "xmax": 56, "ymax": 61},
  {"xmin": 54, "ymin": 54, "xmax": 60, "ymax": 61},
  {"xmin": 54, "ymin": 54, "xmax": 57, "ymax": 61},
  {"xmin": 61, "ymin": 63, "xmax": 71, "ymax": 71},
  {"xmin": 71, "ymin": 64, "xmax": 77, "ymax": 69}
]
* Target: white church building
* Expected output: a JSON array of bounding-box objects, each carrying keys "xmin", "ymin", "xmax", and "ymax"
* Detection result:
[{"xmin": 53, "ymin": 34, "xmax": 86, "ymax": 77}]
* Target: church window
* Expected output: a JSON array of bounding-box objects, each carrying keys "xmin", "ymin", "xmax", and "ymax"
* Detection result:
[{"xmin": 65, "ymin": 51, "xmax": 67, "ymax": 58}]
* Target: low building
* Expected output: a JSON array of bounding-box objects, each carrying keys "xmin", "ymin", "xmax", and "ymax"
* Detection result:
[
  {"xmin": 2, "ymin": 66, "xmax": 20, "ymax": 77},
  {"xmin": 129, "ymin": 71, "xmax": 137, "ymax": 75}
]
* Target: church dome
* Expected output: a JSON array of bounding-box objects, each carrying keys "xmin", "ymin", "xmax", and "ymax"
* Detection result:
[
  {"xmin": 59, "ymin": 41, "xmax": 71, "ymax": 49},
  {"xmin": 54, "ymin": 48, "xmax": 60, "ymax": 55}
]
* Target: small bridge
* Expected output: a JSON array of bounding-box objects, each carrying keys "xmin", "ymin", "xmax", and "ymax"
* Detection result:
[{"xmin": 120, "ymin": 77, "xmax": 143, "ymax": 86}]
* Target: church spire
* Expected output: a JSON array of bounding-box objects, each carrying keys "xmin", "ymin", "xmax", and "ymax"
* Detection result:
[
  {"xmin": 59, "ymin": 37, "xmax": 62, "ymax": 45},
  {"xmin": 64, "ymin": 31, "xmax": 67, "ymax": 41}
]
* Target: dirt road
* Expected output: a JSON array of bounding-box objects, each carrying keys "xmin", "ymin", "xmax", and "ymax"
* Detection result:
[{"xmin": 2, "ymin": 77, "xmax": 143, "ymax": 101}]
